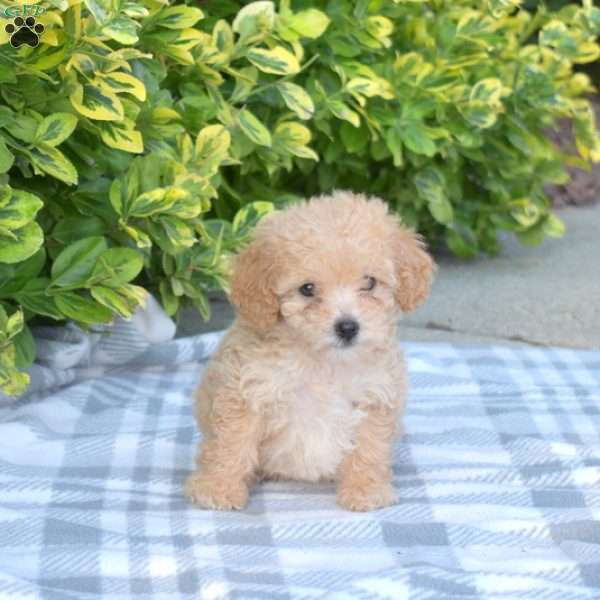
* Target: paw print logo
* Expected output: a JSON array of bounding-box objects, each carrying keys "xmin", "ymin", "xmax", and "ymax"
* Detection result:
[{"xmin": 5, "ymin": 16, "xmax": 44, "ymax": 48}]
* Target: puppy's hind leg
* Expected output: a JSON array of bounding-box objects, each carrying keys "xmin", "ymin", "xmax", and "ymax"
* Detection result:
[
  {"xmin": 185, "ymin": 396, "xmax": 261, "ymax": 511},
  {"xmin": 337, "ymin": 404, "xmax": 398, "ymax": 512}
]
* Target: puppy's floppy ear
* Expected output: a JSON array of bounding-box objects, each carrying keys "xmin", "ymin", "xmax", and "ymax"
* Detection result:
[
  {"xmin": 229, "ymin": 237, "xmax": 280, "ymax": 331},
  {"xmin": 390, "ymin": 223, "xmax": 436, "ymax": 313}
]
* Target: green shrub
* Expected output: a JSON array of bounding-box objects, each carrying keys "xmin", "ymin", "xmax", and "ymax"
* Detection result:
[{"xmin": 0, "ymin": 0, "xmax": 598, "ymax": 395}]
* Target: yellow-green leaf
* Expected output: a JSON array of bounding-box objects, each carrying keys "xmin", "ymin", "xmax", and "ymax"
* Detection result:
[
  {"xmin": 231, "ymin": 66, "xmax": 258, "ymax": 103},
  {"xmin": 274, "ymin": 123, "xmax": 317, "ymax": 160},
  {"xmin": 573, "ymin": 103, "xmax": 600, "ymax": 162},
  {"xmin": 99, "ymin": 121, "xmax": 144, "ymax": 154},
  {"xmin": 457, "ymin": 10, "xmax": 495, "ymax": 37},
  {"xmin": 511, "ymin": 201, "xmax": 541, "ymax": 228},
  {"xmin": 212, "ymin": 19, "xmax": 234, "ymax": 54},
  {"xmin": 121, "ymin": 224, "xmax": 152, "ymax": 249},
  {"xmin": 66, "ymin": 54, "xmax": 96, "ymax": 75},
  {"xmin": 543, "ymin": 214, "xmax": 566, "ymax": 238},
  {"xmin": 97, "ymin": 72, "xmax": 146, "ymax": 101},
  {"xmin": 232, "ymin": 201, "xmax": 274, "ymax": 234},
  {"xmin": 195, "ymin": 124, "xmax": 231, "ymax": 162},
  {"xmin": 232, "ymin": 1, "xmax": 275, "ymax": 39},
  {"xmin": 169, "ymin": 28, "xmax": 205, "ymax": 51},
  {"xmin": 284, "ymin": 145, "xmax": 319, "ymax": 160},
  {"xmin": 328, "ymin": 100, "xmax": 360, "ymax": 127},
  {"xmin": 163, "ymin": 46, "xmax": 194, "ymax": 65},
  {"xmin": 34, "ymin": 113, "xmax": 78, "ymax": 147},
  {"xmin": 460, "ymin": 103, "xmax": 498, "ymax": 129},
  {"xmin": 154, "ymin": 5, "xmax": 204, "ymax": 29},
  {"xmin": 84, "ymin": 0, "xmax": 113, "ymax": 23},
  {"xmin": 366, "ymin": 16, "xmax": 394, "ymax": 41},
  {"xmin": 55, "ymin": 292, "xmax": 114, "ymax": 324},
  {"xmin": 238, "ymin": 108, "xmax": 272, "ymax": 147},
  {"xmin": 102, "ymin": 16, "xmax": 139, "ymax": 44},
  {"xmin": 129, "ymin": 188, "xmax": 176, "ymax": 218},
  {"xmin": 123, "ymin": 3, "xmax": 149, "ymax": 18},
  {"xmin": 278, "ymin": 82, "xmax": 315, "ymax": 120},
  {"xmin": 29, "ymin": 144, "xmax": 78, "ymax": 185},
  {"xmin": 275, "ymin": 122, "xmax": 311, "ymax": 146},
  {"xmin": 0, "ymin": 222, "xmax": 44, "ymax": 264},
  {"xmin": 159, "ymin": 216, "xmax": 196, "ymax": 249},
  {"xmin": 573, "ymin": 41, "xmax": 600, "ymax": 65},
  {"xmin": 347, "ymin": 77, "xmax": 391, "ymax": 99},
  {"xmin": 70, "ymin": 83, "xmax": 124, "ymax": 122},
  {"xmin": 152, "ymin": 107, "xmax": 182, "ymax": 123},
  {"xmin": 0, "ymin": 189, "xmax": 43, "ymax": 229},
  {"xmin": 0, "ymin": 366, "xmax": 29, "ymax": 397},
  {"xmin": 395, "ymin": 52, "xmax": 429, "ymax": 80},
  {"xmin": 286, "ymin": 9, "xmax": 330, "ymax": 39},
  {"xmin": 470, "ymin": 78, "xmax": 507, "ymax": 106},
  {"xmin": 486, "ymin": 0, "xmax": 521, "ymax": 17},
  {"xmin": 91, "ymin": 285, "xmax": 138, "ymax": 318},
  {"xmin": 247, "ymin": 47, "xmax": 300, "ymax": 75},
  {"xmin": 540, "ymin": 20, "xmax": 572, "ymax": 51},
  {"xmin": 5, "ymin": 309, "xmax": 24, "ymax": 339},
  {"xmin": 120, "ymin": 283, "xmax": 148, "ymax": 306}
]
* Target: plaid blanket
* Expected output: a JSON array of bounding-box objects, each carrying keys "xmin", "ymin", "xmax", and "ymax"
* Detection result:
[{"xmin": 1, "ymin": 322, "xmax": 599, "ymax": 599}]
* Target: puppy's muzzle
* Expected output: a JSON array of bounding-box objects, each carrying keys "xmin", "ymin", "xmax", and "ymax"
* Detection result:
[{"xmin": 334, "ymin": 318, "xmax": 360, "ymax": 345}]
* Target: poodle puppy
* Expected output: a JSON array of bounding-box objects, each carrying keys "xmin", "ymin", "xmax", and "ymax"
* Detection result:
[{"xmin": 185, "ymin": 191, "xmax": 435, "ymax": 511}]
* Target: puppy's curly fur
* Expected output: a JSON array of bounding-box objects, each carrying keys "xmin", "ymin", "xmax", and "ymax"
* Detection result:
[{"xmin": 185, "ymin": 191, "xmax": 435, "ymax": 511}]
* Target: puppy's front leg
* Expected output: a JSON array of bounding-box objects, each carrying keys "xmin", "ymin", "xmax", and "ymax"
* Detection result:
[
  {"xmin": 337, "ymin": 404, "xmax": 398, "ymax": 512},
  {"xmin": 185, "ymin": 397, "xmax": 260, "ymax": 511}
]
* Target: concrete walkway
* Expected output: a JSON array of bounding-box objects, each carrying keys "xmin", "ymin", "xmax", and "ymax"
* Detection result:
[{"xmin": 177, "ymin": 204, "xmax": 600, "ymax": 350}]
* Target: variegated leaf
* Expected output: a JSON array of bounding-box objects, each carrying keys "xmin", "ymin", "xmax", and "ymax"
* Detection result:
[
  {"xmin": 195, "ymin": 124, "xmax": 231, "ymax": 163},
  {"xmin": 70, "ymin": 84, "xmax": 124, "ymax": 121},
  {"xmin": 0, "ymin": 189, "xmax": 43, "ymax": 229},
  {"xmin": 35, "ymin": 113, "xmax": 78, "ymax": 147},
  {"xmin": 278, "ymin": 82, "xmax": 315, "ymax": 120},
  {"xmin": 328, "ymin": 100, "xmax": 360, "ymax": 127},
  {"xmin": 97, "ymin": 72, "xmax": 146, "ymax": 101},
  {"xmin": 238, "ymin": 109, "xmax": 271, "ymax": 147},
  {"xmin": 154, "ymin": 5, "xmax": 204, "ymax": 29},
  {"xmin": 247, "ymin": 47, "xmax": 300, "ymax": 75},
  {"xmin": 29, "ymin": 144, "xmax": 78, "ymax": 185},
  {"xmin": 83, "ymin": 0, "xmax": 113, "ymax": 23},
  {"xmin": 232, "ymin": 1, "xmax": 275, "ymax": 39},
  {"xmin": 102, "ymin": 16, "xmax": 139, "ymax": 45},
  {"xmin": 99, "ymin": 121, "xmax": 144, "ymax": 154}
]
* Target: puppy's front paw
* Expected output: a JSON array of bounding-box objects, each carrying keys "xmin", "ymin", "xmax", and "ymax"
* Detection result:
[
  {"xmin": 185, "ymin": 472, "xmax": 249, "ymax": 510},
  {"xmin": 337, "ymin": 481, "xmax": 396, "ymax": 512}
]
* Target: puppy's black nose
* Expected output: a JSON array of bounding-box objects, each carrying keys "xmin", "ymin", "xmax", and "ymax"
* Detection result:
[{"xmin": 334, "ymin": 318, "xmax": 360, "ymax": 343}]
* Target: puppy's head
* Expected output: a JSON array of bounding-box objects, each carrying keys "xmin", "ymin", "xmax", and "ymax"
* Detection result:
[{"xmin": 230, "ymin": 191, "xmax": 435, "ymax": 353}]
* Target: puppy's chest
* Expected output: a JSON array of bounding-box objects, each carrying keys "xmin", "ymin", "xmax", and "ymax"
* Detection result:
[{"xmin": 254, "ymin": 360, "xmax": 369, "ymax": 481}]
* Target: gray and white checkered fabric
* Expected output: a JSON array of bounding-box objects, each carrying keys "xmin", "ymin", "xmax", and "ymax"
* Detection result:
[{"xmin": 1, "ymin": 326, "xmax": 599, "ymax": 599}]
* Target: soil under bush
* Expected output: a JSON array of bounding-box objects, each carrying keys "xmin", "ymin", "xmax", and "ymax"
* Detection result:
[{"xmin": 546, "ymin": 94, "xmax": 600, "ymax": 208}]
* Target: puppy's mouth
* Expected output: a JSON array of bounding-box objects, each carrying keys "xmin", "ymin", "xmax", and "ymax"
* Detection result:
[{"xmin": 335, "ymin": 337, "xmax": 357, "ymax": 349}]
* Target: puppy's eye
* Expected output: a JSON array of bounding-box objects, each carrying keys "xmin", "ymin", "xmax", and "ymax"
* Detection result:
[
  {"xmin": 361, "ymin": 276, "xmax": 377, "ymax": 292},
  {"xmin": 299, "ymin": 282, "xmax": 316, "ymax": 297}
]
